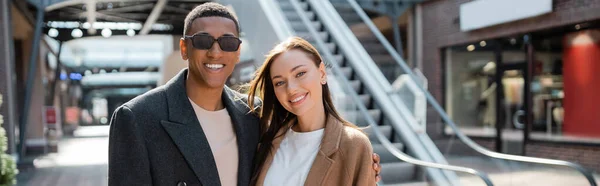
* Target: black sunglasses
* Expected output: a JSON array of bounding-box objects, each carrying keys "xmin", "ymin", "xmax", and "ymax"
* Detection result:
[{"xmin": 183, "ymin": 33, "xmax": 242, "ymax": 52}]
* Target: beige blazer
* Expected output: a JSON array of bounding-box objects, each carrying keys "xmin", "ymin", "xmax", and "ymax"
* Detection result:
[{"xmin": 255, "ymin": 115, "xmax": 376, "ymax": 186}]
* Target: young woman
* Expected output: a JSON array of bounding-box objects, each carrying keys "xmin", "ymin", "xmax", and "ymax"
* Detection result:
[{"xmin": 247, "ymin": 37, "xmax": 376, "ymax": 186}]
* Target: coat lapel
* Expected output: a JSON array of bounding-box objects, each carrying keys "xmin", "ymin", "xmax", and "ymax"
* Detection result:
[
  {"xmin": 221, "ymin": 87, "xmax": 258, "ymax": 186},
  {"xmin": 304, "ymin": 116, "xmax": 343, "ymax": 186},
  {"xmin": 256, "ymin": 116, "xmax": 343, "ymax": 186},
  {"xmin": 160, "ymin": 69, "xmax": 221, "ymax": 186}
]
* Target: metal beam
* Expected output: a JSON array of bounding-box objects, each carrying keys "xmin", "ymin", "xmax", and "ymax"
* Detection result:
[
  {"xmin": 2, "ymin": 0, "xmax": 18, "ymax": 155},
  {"xmin": 44, "ymin": 0, "xmax": 207, "ymax": 12},
  {"xmin": 82, "ymin": 11, "xmax": 141, "ymax": 22},
  {"xmin": 46, "ymin": 0, "xmax": 152, "ymax": 12},
  {"xmin": 164, "ymin": 4, "xmax": 190, "ymax": 14},
  {"xmin": 494, "ymin": 39, "xmax": 504, "ymax": 153},
  {"xmin": 47, "ymin": 42, "xmax": 63, "ymax": 105},
  {"xmin": 97, "ymin": 3, "xmax": 154, "ymax": 13},
  {"xmin": 86, "ymin": 0, "xmax": 97, "ymax": 35},
  {"xmin": 140, "ymin": 0, "xmax": 168, "ymax": 35}
]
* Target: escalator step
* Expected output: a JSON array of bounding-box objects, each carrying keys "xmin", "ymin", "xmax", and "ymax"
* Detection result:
[
  {"xmin": 297, "ymin": 31, "xmax": 329, "ymax": 43},
  {"xmin": 332, "ymin": 54, "xmax": 343, "ymax": 65},
  {"xmin": 342, "ymin": 16, "xmax": 363, "ymax": 26},
  {"xmin": 380, "ymin": 162, "xmax": 417, "ymax": 184},
  {"xmin": 363, "ymin": 43, "xmax": 388, "ymax": 54},
  {"xmin": 350, "ymin": 80, "xmax": 361, "ymax": 92},
  {"xmin": 371, "ymin": 54, "xmax": 396, "ymax": 65},
  {"xmin": 340, "ymin": 66, "xmax": 352, "ymax": 78},
  {"xmin": 343, "ymin": 109, "xmax": 382, "ymax": 127},
  {"xmin": 289, "ymin": 21, "xmax": 322, "ymax": 32},
  {"xmin": 361, "ymin": 125, "xmax": 391, "ymax": 143},
  {"xmin": 278, "ymin": 1, "xmax": 308, "ymax": 11},
  {"xmin": 284, "ymin": 11, "xmax": 315, "ymax": 21},
  {"xmin": 357, "ymin": 36, "xmax": 380, "ymax": 43},
  {"xmin": 373, "ymin": 143, "xmax": 405, "ymax": 163},
  {"xmin": 335, "ymin": 94, "xmax": 370, "ymax": 110},
  {"xmin": 315, "ymin": 43, "xmax": 337, "ymax": 56}
]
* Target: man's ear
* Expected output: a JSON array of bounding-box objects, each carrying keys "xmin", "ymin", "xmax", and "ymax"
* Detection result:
[
  {"xmin": 235, "ymin": 44, "xmax": 242, "ymax": 65},
  {"xmin": 180, "ymin": 38, "xmax": 188, "ymax": 60}
]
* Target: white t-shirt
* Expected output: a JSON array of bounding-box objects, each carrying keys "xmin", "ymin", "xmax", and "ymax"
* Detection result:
[
  {"xmin": 263, "ymin": 128, "xmax": 325, "ymax": 186},
  {"xmin": 189, "ymin": 99, "xmax": 238, "ymax": 186}
]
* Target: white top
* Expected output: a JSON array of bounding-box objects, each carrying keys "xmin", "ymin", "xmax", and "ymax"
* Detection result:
[
  {"xmin": 263, "ymin": 128, "xmax": 325, "ymax": 186},
  {"xmin": 189, "ymin": 99, "xmax": 238, "ymax": 186}
]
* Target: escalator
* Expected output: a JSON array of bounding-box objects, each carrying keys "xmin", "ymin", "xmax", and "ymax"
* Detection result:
[{"xmin": 274, "ymin": 0, "xmax": 454, "ymax": 185}]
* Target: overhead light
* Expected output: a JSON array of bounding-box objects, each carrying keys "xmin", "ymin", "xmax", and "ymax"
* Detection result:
[
  {"xmin": 84, "ymin": 70, "xmax": 92, "ymax": 76},
  {"xmin": 127, "ymin": 29, "xmax": 136, "ymax": 37},
  {"xmin": 100, "ymin": 117, "xmax": 108, "ymax": 124},
  {"xmin": 99, "ymin": 69, "xmax": 107, "ymax": 74},
  {"xmin": 467, "ymin": 45, "xmax": 475, "ymax": 52},
  {"xmin": 101, "ymin": 28, "xmax": 112, "ymax": 38},
  {"xmin": 48, "ymin": 28, "xmax": 59, "ymax": 38},
  {"xmin": 111, "ymin": 69, "xmax": 118, "ymax": 73},
  {"xmin": 575, "ymin": 24, "xmax": 581, "ymax": 30},
  {"xmin": 69, "ymin": 73, "xmax": 83, "ymax": 80},
  {"xmin": 479, "ymin": 41, "xmax": 487, "ymax": 47},
  {"xmin": 505, "ymin": 70, "xmax": 519, "ymax": 76},
  {"xmin": 82, "ymin": 22, "xmax": 91, "ymax": 29},
  {"xmin": 71, "ymin": 29, "xmax": 83, "ymax": 38},
  {"xmin": 510, "ymin": 38, "xmax": 517, "ymax": 45},
  {"xmin": 483, "ymin": 61, "xmax": 496, "ymax": 72},
  {"xmin": 60, "ymin": 73, "xmax": 67, "ymax": 80},
  {"xmin": 107, "ymin": 3, "xmax": 113, "ymax": 9}
]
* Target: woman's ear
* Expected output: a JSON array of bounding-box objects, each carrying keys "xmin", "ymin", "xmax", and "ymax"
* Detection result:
[{"xmin": 319, "ymin": 61, "xmax": 327, "ymax": 85}]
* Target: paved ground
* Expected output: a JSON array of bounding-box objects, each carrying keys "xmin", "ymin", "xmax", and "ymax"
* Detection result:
[
  {"xmin": 16, "ymin": 126, "xmax": 109, "ymax": 186},
  {"xmin": 447, "ymin": 156, "xmax": 600, "ymax": 186},
  {"xmin": 14, "ymin": 125, "xmax": 599, "ymax": 186}
]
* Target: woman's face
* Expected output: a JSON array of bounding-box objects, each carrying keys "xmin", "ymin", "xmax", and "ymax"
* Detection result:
[{"xmin": 269, "ymin": 49, "xmax": 326, "ymax": 117}]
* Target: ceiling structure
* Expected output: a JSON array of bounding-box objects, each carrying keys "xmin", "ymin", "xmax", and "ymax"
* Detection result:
[{"xmin": 31, "ymin": 0, "xmax": 211, "ymax": 41}]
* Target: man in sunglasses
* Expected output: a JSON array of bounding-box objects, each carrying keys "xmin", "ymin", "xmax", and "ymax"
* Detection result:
[{"xmin": 108, "ymin": 2, "xmax": 381, "ymax": 186}]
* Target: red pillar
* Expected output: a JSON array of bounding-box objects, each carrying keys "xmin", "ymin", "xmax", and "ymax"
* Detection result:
[{"xmin": 563, "ymin": 29, "xmax": 600, "ymax": 137}]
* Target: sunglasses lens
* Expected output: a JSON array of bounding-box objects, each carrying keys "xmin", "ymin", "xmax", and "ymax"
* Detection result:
[
  {"xmin": 218, "ymin": 37, "xmax": 241, "ymax": 52},
  {"xmin": 192, "ymin": 35, "xmax": 215, "ymax": 50}
]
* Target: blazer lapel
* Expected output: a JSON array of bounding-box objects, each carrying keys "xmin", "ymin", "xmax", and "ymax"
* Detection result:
[
  {"xmin": 304, "ymin": 116, "xmax": 343, "ymax": 186},
  {"xmin": 160, "ymin": 69, "xmax": 221, "ymax": 186},
  {"xmin": 221, "ymin": 87, "xmax": 257, "ymax": 186}
]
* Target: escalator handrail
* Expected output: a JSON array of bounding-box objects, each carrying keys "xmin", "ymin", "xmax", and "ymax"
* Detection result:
[
  {"xmin": 345, "ymin": 0, "xmax": 598, "ymax": 185},
  {"xmin": 288, "ymin": 0, "xmax": 494, "ymax": 185}
]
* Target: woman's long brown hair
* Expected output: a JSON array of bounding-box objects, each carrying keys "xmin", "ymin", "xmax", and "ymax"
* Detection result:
[{"xmin": 247, "ymin": 37, "xmax": 359, "ymax": 183}]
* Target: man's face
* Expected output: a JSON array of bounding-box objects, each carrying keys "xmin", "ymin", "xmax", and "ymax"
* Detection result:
[{"xmin": 180, "ymin": 16, "xmax": 241, "ymax": 89}]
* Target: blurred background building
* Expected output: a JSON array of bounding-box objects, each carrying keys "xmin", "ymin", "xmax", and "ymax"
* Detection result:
[{"xmin": 0, "ymin": 0, "xmax": 599, "ymax": 185}]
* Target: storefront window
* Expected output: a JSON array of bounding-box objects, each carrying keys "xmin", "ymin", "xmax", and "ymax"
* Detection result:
[{"xmin": 444, "ymin": 30, "xmax": 600, "ymax": 143}]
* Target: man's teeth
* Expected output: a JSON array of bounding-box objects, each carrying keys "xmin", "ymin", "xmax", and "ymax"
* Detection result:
[
  {"xmin": 205, "ymin": 64, "xmax": 224, "ymax": 69},
  {"xmin": 291, "ymin": 94, "xmax": 306, "ymax": 103}
]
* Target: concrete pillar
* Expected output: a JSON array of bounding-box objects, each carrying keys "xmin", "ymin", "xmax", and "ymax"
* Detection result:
[
  {"xmin": 0, "ymin": 0, "xmax": 18, "ymax": 155},
  {"xmin": 22, "ymin": 38, "xmax": 47, "ymax": 155}
]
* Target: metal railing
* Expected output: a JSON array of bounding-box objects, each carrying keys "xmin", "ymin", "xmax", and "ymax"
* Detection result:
[
  {"xmin": 288, "ymin": 0, "xmax": 494, "ymax": 185},
  {"xmin": 344, "ymin": 0, "xmax": 598, "ymax": 185}
]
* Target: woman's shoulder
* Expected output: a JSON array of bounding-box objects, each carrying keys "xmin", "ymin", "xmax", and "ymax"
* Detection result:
[{"xmin": 339, "ymin": 125, "xmax": 373, "ymax": 152}]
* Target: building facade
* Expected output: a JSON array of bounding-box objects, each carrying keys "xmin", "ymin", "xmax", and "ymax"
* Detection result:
[{"xmin": 419, "ymin": 0, "xmax": 600, "ymax": 172}]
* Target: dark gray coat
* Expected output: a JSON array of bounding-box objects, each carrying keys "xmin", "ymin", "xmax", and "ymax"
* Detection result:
[{"xmin": 108, "ymin": 69, "xmax": 260, "ymax": 186}]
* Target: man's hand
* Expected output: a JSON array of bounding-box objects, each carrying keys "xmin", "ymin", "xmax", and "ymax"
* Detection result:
[{"xmin": 373, "ymin": 153, "xmax": 382, "ymax": 182}]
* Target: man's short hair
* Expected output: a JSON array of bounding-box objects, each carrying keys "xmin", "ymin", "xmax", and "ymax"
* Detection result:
[{"xmin": 183, "ymin": 2, "xmax": 241, "ymax": 36}]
